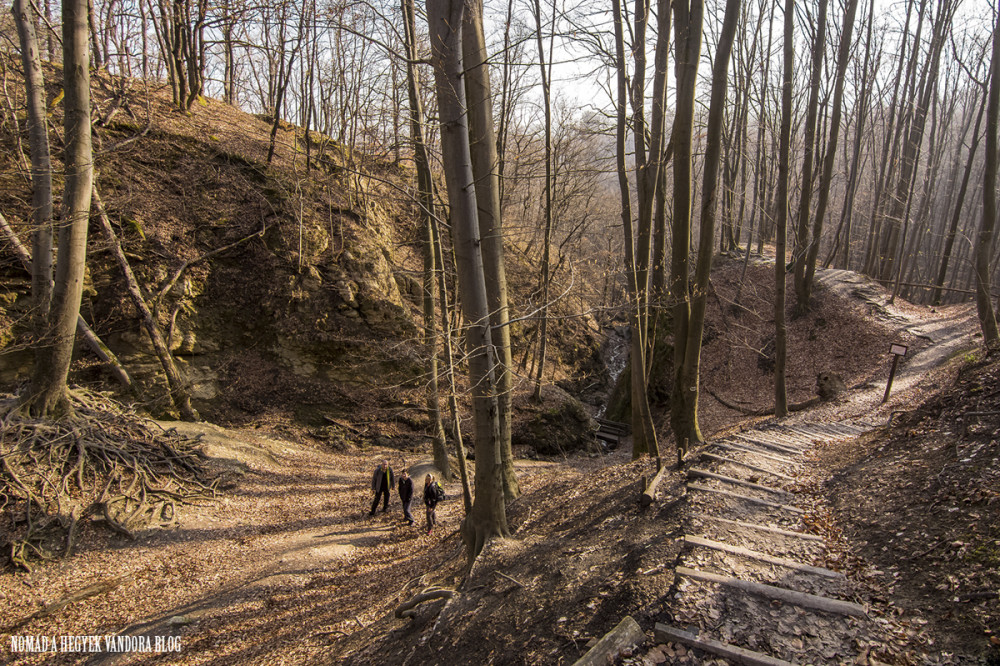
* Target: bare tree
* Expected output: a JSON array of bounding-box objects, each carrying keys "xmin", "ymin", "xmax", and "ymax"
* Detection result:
[
  {"xmin": 976, "ymin": 8, "xmax": 1000, "ymax": 349},
  {"xmin": 426, "ymin": 0, "xmax": 508, "ymax": 558},
  {"xmin": 24, "ymin": 0, "xmax": 94, "ymax": 416}
]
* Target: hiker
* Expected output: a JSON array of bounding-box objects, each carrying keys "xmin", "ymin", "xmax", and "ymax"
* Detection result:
[
  {"xmin": 398, "ymin": 469, "xmax": 414, "ymax": 526},
  {"xmin": 369, "ymin": 459, "xmax": 394, "ymax": 515},
  {"xmin": 423, "ymin": 473, "xmax": 444, "ymax": 535}
]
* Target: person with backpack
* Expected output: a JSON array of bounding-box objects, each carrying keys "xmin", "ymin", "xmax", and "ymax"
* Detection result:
[
  {"xmin": 398, "ymin": 469, "xmax": 414, "ymax": 526},
  {"xmin": 369, "ymin": 459, "xmax": 394, "ymax": 516},
  {"xmin": 423, "ymin": 473, "xmax": 444, "ymax": 535}
]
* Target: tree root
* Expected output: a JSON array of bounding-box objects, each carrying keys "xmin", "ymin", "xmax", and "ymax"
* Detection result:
[
  {"xmin": 1, "ymin": 389, "xmax": 214, "ymax": 569},
  {"xmin": 394, "ymin": 586, "xmax": 454, "ymax": 619}
]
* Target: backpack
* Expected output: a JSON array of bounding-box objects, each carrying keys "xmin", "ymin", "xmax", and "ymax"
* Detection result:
[{"xmin": 433, "ymin": 482, "xmax": 445, "ymax": 502}]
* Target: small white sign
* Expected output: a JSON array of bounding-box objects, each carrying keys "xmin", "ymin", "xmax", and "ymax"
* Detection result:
[{"xmin": 890, "ymin": 343, "xmax": 908, "ymax": 356}]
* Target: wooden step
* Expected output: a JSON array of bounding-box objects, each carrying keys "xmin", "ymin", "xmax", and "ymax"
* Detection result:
[
  {"xmin": 687, "ymin": 468, "xmax": 789, "ymax": 495},
  {"xmin": 677, "ymin": 566, "xmax": 867, "ymax": 617},
  {"xmin": 686, "ymin": 483, "xmax": 804, "ymax": 514},
  {"xmin": 683, "ymin": 535, "xmax": 844, "ymax": 579},
  {"xmin": 733, "ymin": 434, "xmax": 804, "ymax": 457},
  {"xmin": 654, "ymin": 624, "xmax": 794, "ymax": 666},
  {"xmin": 712, "ymin": 442, "xmax": 799, "ymax": 466},
  {"xmin": 738, "ymin": 432, "xmax": 808, "ymax": 454},
  {"xmin": 699, "ymin": 453, "xmax": 795, "ymax": 480},
  {"xmin": 690, "ymin": 512, "xmax": 823, "ymax": 542}
]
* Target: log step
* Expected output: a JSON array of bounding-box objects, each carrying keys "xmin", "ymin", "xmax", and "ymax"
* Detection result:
[
  {"xmin": 676, "ymin": 566, "xmax": 867, "ymax": 617},
  {"xmin": 683, "ymin": 535, "xmax": 844, "ymax": 579},
  {"xmin": 687, "ymin": 468, "xmax": 789, "ymax": 496},
  {"xmin": 654, "ymin": 623, "xmax": 794, "ymax": 666},
  {"xmin": 735, "ymin": 434, "xmax": 807, "ymax": 455},
  {"xmin": 690, "ymin": 512, "xmax": 823, "ymax": 542},
  {"xmin": 699, "ymin": 453, "xmax": 795, "ymax": 480},
  {"xmin": 686, "ymin": 483, "xmax": 804, "ymax": 514},
  {"xmin": 712, "ymin": 442, "xmax": 800, "ymax": 466}
]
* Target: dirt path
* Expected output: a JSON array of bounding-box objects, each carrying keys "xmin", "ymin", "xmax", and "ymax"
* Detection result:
[{"xmin": 647, "ymin": 269, "xmax": 980, "ymax": 664}]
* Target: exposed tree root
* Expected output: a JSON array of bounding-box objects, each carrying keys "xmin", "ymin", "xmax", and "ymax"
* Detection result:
[
  {"xmin": 394, "ymin": 586, "xmax": 454, "ymax": 619},
  {"xmin": 0, "ymin": 389, "xmax": 215, "ymax": 570}
]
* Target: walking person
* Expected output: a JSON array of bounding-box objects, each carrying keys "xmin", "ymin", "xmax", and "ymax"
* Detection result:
[
  {"xmin": 369, "ymin": 459, "xmax": 394, "ymax": 516},
  {"xmin": 398, "ymin": 469, "xmax": 414, "ymax": 526},
  {"xmin": 423, "ymin": 473, "xmax": 444, "ymax": 535}
]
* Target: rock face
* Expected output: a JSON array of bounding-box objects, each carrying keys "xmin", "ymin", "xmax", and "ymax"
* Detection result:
[
  {"xmin": 816, "ymin": 371, "xmax": 847, "ymax": 401},
  {"xmin": 513, "ymin": 387, "xmax": 600, "ymax": 456}
]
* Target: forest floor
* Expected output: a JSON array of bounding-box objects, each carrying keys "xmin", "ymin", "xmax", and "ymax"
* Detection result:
[{"xmin": 1, "ymin": 267, "xmax": 996, "ymax": 665}]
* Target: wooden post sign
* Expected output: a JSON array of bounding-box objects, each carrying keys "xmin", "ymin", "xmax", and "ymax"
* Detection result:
[{"xmin": 882, "ymin": 343, "xmax": 908, "ymax": 403}]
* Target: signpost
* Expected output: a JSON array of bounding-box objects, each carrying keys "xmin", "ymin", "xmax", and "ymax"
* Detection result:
[{"xmin": 882, "ymin": 343, "xmax": 908, "ymax": 403}]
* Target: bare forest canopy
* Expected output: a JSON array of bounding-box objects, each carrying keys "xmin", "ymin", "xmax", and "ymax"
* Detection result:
[{"xmin": 0, "ymin": 0, "xmax": 995, "ymax": 311}]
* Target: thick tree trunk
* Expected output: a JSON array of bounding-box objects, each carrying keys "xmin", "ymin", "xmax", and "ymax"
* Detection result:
[
  {"xmin": 670, "ymin": 0, "xmax": 705, "ymax": 451},
  {"xmin": 93, "ymin": 189, "xmax": 199, "ymax": 421},
  {"xmin": 403, "ymin": 0, "xmax": 450, "ymax": 481},
  {"xmin": 462, "ymin": 0, "xmax": 519, "ymax": 500},
  {"xmin": 12, "ymin": 0, "xmax": 53, "ymax": 320},
  {"xmin": 977, "ymin": 11, "xmax": 1000, "ymax": 349},
  {"xmin": 0, "ymin": 213, "xmax": 132, "ymax": 389},
  {"xmin": 427, "ymin": 0, "xmax": 508, "ymax": 558},
  {"xmin": 24, "ymin": 0, "xmax": 93, "ymax": 417}
]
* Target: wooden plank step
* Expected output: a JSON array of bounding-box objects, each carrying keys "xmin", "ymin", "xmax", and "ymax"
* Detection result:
[
  {"xmin": 595, "ymin": 431, "xmax": 620, "ymax": 444},
  {"xmin": 688, "ymin": 468, "xmax": 789, "ymax": 496},
  {"xmin": 573, "ymin": 616, "xmax": 645, "ymax": 666},
  {"xmin": 743, "ymin": 431, "xmax": 810, "ymax": 451},
  {"xmin": 683, "ymin": 535, "xmax": 845, "ymax": 579},
  {"xmin": 686, "ymin": 483, "xmax": 804, "ymax": 514},
  {"xmin": 691, "ymin": 513, "xmax": 823, "ymax": 542},
  {"xmin": 699, "ymin": 453, "xmax": 795, "ymax": 480},
  {"xmin": 712, "ymin": 442, "xmax": 799, "ymax": 466},
  {"xmin": 596, "ymin": 418, "xmax": 630, "ymax": 433},
  {"xmin": 676, "ymin": 566, "xmax": 867, "ymax": 617},
  {"xmin": 733, "ymin": 434, "xmax": 804, "ymax": 456},
  {"xmin": 654, "ymin": 624, "xmax": 794, "ymax": 666}
]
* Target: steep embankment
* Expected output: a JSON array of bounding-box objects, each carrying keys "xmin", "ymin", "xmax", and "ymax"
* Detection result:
[{"xmin": 0, "ymin": 65, "xmax": 606, "ymax": 438}]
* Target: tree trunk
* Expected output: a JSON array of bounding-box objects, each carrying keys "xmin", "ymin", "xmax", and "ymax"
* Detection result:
[
  {"xmin": 933, "ymin": 95, "xmax": 985, "ymax": 305},
  {"xmin": 403, "ymin": 0, "xmax": 450, "ymax": 481},
  {"xmin": 93, "ymin": 189, "xmax": 199, "ymax": 421},
  {"xmin": 675, "ymin": 0, "xmax": 740, "ymax": 458},
  {"xmin": 24, "ymin": 0, "xmax": 93, "ymax": 417},
  {"xmin": 12, "ymin": 0, "xmax": 54, "ymax": 320},
  {"xmin": 530, "ymin": 0, "xmax": 553, "ymax": 405},
  {"xmin": 774, "ymin": 0, "xmax": 794, "ymax": 417},
  {"xmin": 802, "ymin": 0, "xmax": 859, "ymax": 299},
  {"xmin": 427, "ymin": 0, "xmax": 508, "ymax": 558},
  {"xmin": 792, "ymin": 0, "xmax": 828, "ymax": 309},
  {"xmin": 670, "ymin": 0, "xmax": 705, "ymax": 451},
  {"xmin": 462, "ymin": 0, "xmax": 519, "ymax": 500},
  {"xmin": 977, "ymin": 10, "xmax": 1000, "ymax": 349}
]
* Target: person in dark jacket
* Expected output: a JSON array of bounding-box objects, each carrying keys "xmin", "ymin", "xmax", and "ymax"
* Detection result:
[
  {"xmin": 398, "ymin": 470, "xmax": 414, "ymax": 525},
  {"xmin": 423, "ymin": 473, "xmax": 443, "ymax": 534},
  {"xmin": 369, "ymin": 459, "xmax": 394, "ymax": 515}
]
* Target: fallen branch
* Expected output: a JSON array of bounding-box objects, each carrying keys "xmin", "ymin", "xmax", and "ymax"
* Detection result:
[
  {"xmin": 640, "ymin": 463, "xmax": 671, "ymax": 507},
  {"xmin": 493, "ymin": 570, "xmax": 525, "ymax": 588},
  {"xmin": 11, "ymin": 574, "xmax": 128, "ymax": 629},
  {"xmin": 93, "ymin": 187, "xmax": 198, "ymax": 421},
  {"xmin": 394, "ymin": 586, "xmax": 455, "ymax": 620},
  {"xmin": 705, "ymin": 386, "xmax": 819, "ymax": 415}
]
